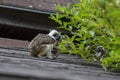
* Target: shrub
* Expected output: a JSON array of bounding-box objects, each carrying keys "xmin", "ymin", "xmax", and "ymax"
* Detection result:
[
  {"xmin": 50, "ymin": 0, "xmax": 120, "ymax": 71},
  {"xmin": 102, "ymin": 55, "xmax": 120, "ymax": 71}
]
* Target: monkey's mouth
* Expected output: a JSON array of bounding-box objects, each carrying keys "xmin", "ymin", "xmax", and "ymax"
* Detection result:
[{"xmin": 56, "ymin": 35, "xmax": 61, "ymax": 41}]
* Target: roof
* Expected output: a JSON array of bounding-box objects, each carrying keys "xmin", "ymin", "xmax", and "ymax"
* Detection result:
[
  {"xmin": 0, "ymin": 0, "xmax": 79, "ymax": 12},
  {"xmin": 0, "ymin": 45, "xmax": 119, "ymax": 80},
  {"xmin": 0, "ymin": 0, "xmax": 72, "ymax": 40},
  {"xmin": 0, "ymin": 0, "xmax": 120, "ymax": 80},
  {"xmin": 0, "ymin": 37, "xmax": 119, "ymax": 80}
]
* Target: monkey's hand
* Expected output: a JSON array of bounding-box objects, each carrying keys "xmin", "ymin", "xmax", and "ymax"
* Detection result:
[{"xmin": 52, "ymin": 46, "xmax": 60, "ymax": 59}]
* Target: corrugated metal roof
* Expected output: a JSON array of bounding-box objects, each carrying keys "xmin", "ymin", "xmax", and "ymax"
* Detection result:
[
  {"xmin": 0, "ymin": 37, "xmax": 29, "ymax": 48},
  {"xmin": 0, "ymin": 1, "xmax": 119, "ymax": 80},
  {"xmin": 0, "ymin": 0, "xmax": 79, "ymax": 12},
  {"xmin": 0, "ymin": 5, "xmax": 58, "ymax": 40},
  {"xmin": 0, "ymin": 47, "xmax": 119, "ymax": 80}
]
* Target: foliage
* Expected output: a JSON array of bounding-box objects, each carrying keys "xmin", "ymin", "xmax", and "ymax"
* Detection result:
[
  {"xmin": 102, "ymin": 54, "xmax": 120, "ymax": 71},
  {"xmin": 50, "ymin": 0, "xmax": 120, "ymax": 70}
]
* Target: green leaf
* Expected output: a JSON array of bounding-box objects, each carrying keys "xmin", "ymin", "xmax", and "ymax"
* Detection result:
[
  {"xmin": 89, "ymin": 31, "xmax": 95, "ymax": 37},
  {"xmin": 56, "ymin": 3, "xmax": 65, "ymax": 12}
]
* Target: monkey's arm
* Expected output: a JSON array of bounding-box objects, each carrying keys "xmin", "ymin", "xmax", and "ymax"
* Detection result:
[{"xmin": 52, "ymin": 45, "xmax": 60, "ymax": 59}]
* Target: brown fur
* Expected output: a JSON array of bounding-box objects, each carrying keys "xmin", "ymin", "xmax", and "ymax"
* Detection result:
[{"xmin": 28, "ymin": 33, "xmax": 56, "ymax": 57}]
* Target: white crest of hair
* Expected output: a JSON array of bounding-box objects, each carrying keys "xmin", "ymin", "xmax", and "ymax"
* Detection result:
[{"xmin": 48, "ymin": 30, "xmax": 58, "ymax": 40}]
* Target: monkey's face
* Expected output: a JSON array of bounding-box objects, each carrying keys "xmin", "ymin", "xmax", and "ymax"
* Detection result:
[
  {"xmin": 53, "ymin": 32, "xmax": 61, "ymax": 41},
  {"xmin": 48, "ymin": 30, "xmax": 61, "ymax": 41},
  {"xmin": 97, "ymin": 46, "xmax": 104, "ymax": 52}
]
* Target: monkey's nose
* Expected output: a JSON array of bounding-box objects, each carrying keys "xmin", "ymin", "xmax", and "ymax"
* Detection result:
[{"xmin": 56, "ymin": 36, "xmax": 61, "ymax": 41}]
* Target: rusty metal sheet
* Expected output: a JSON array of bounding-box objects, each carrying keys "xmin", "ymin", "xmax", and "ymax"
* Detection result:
[
  {"xmin": 0, "ymin": 37, "xmax": 29, "ymax": 48},
  {"xmin": 0, "ymin": 0, "xmax": 79, "ymax": 12},
  {"xmin": 0, "ymin": 0, "xmax": 78, "ymax": 12},
  {"xmin": 0, "ymin": 48, "xmax": 119, "ymax": 80},
  {"xmin": 0, "ymin": 5, "xmax": 58, "ymax": 40}
]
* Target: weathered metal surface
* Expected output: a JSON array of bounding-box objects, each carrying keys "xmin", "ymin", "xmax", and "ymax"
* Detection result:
[
  {"xmin": 0, "ymin": 47, "xmax": 101, "ymax": 68},
  {"xmin": 0, "ymin": 0, "xmax": 79, "ymax": 12},
  {"xmin": 0, "ymin": 5, "xmax": 57, "ymax": 30},
  {"xmin": 0, "ymin": 48, "xmax": 119, "ymax": 80},
  {"xmin": 0, "ymin": 1, "xmax": 69, "ymax": 40},
  {"xmin": 0, "ymin": 5, "xmax": 58, "ymax": 40},
  {"xmin": 0, "ymin": 37, "xmax": 29, "ymax": 48}
]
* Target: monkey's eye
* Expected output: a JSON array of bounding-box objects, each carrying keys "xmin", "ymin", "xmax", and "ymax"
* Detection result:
[{"xmin": 53, "ymin": 33, "xmax": 58, "ymax": 37}]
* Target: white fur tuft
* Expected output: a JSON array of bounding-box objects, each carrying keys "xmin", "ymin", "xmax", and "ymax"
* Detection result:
[{"xmin": 48, "ymin": 30, "xmax": 58, "ymax": 40}]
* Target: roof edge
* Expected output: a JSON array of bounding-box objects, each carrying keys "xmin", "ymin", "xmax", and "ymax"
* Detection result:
[{"xmin": 0, "ymin": 4, "xmax": 55, "ymax": 15}]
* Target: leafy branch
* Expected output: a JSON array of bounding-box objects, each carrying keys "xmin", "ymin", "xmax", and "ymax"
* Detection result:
[{"xmin": 50, "ymin": 0, "xmax": 120, "ymax": 71}]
